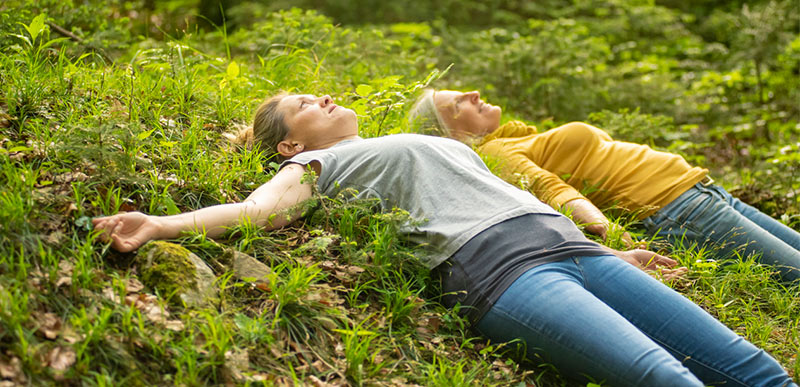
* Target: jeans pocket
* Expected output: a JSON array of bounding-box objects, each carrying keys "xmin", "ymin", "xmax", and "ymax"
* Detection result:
[{"xmin": 672, "ymin": 192, "xmax": 717, "ymax": 225}]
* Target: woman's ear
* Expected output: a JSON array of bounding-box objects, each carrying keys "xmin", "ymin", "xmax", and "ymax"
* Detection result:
[{"xmin": 277, "ymin": 140, "xmax": 303, "ymax": 158}]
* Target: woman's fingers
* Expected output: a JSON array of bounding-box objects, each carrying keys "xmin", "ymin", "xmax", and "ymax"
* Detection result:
[
  {"xmin": 650, "ymin": 252, "xmax": 677, "ymax": 268},
  {"xmin": 631, "ymin": 249, "xmax": 677, "ymax": 269},
  {"xmin": 117, "ymin": 239, "xmax": 135, "ymax": 253},
  {"xmin": 660, "ymin": 267, "xmax": 689, "ymax": 281},
  {"xmin": 112, "ymin": 218, "xmax": 124, "ymax": 236},
  {"xmin": 93, "ymin": 212, "xmax": 148, "ymax": 252}
]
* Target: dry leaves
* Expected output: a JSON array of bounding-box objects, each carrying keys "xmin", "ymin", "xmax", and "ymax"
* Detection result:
[
  {"xmin": 52, "ymin": 171, "xmax": 88, "ymax": 184},
  {"xmin": 0, "ymin": 355, "xmax": 25, "ymax": 384},
  {"xmin": 101, "ymin": 277, "xmax": 185, "ymax": 331},
  {"xmin": 317, "ymin": 259, "xmax": 366, "ymax": 286},
  {"xmin": 32, "ymin": 312, "xmax": 62, "ymax": 340},
  {"xmin": 56, "ymin": 260, "xmax": 74, "ymax": 288},
  {"xmin": 223, "ymin": 349, "xmax": 250, "ymax": 382},
  {"xmin": 46, "ymin": 346, "xmax": 76, "ymax": 372}
]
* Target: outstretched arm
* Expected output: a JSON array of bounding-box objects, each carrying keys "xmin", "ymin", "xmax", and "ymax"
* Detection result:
[
  {"xmin": 92, "ymin": 163, "xmax": 314, "ymax": 252},
  {"xmin": 563, "ymin": 198, "xmax": 637, "ymax": 247}
]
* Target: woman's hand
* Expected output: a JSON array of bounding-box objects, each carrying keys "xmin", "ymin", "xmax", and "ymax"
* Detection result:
[
  {"xmin": 615, "ymin": 248, "xmax": 676, "ymax": 269},
  {"xmin": 612, "ymin": 248, "xmax": 689, "ymax": 280},
  {"xmin": 92, "ymin": 212, "xmax": 162, "ymax": 252}
]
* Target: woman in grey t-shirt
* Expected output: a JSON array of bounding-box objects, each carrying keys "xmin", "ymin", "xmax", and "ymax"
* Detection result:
[{"xmin": 93, "ymin": 93, "xmax": 795, "ymax": 387}]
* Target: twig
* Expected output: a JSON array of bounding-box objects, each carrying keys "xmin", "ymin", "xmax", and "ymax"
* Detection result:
[{"xmin": 47, "ymin": 21, "xmax": 113, "ymax": 63}]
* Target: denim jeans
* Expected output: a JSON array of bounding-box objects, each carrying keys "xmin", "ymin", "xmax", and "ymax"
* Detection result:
[
  {"xmin": 642, "ymin": 183, "xmax": 800, "ymax": 281},
  {"xmin": 476, "ymin": 255, "xmax": 795, "ymax": 386}
]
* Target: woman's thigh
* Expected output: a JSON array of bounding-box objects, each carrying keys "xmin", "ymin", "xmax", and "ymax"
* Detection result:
[
  {"xmin": 715, "ymin": 185, "xmax": 800, "ymax": 251},
  {"xmin": 475, "ymin": 258, "xmax": 703, "ymax": 386},
  {"xmin": 576, "ymin": 255, "xmax": 794, "ymax": 387},
  {"xmin": 644, "ymin": 186, "xmax": 800, "ymax": 281}
]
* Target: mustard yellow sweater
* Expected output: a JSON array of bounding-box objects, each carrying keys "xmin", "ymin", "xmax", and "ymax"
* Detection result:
[{"xmin": 478, "ymin": 121, "xmax": 708, "ymax": 219}]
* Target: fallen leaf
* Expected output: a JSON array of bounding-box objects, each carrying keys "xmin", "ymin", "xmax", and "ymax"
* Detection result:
[
  {"xmin": 319, "ymin": 261, "xmax": 336, "ymax": 271},
  {"xmin": 163, "ymin": 320, "xmax": 185, "ymax": 331},
  {"xmin": 126, "ymin": 278, "xmax": 144, "ymax": 293},
  {"xmin": 102, "ymin": 287, "xmax": 121, "ymax": 303},
  {"xmin": 0, "ymin": 356, "xmax": 21, "ymax": 379},
  {"xmin": 53, "ymin": 171, "xmax": 88, "ymax": 184},
  {"xmin": 143, "ymin": 303, "xmax": 169, "ymax": 324},
  {"xmin": 47, "ymin": 346, "xmax": 76, "ymax": 371},
  {"xmin": 45, "ymin": 231, "xmax": 66, "ymax": 246},
  {"xmin": 428, "ymin": 316, "xmax": 441, "ymax": 333},
  {"xmin": 29, "ymin": 269, "xmax": 45, "ymax": 289},
  {"xmin": 33, "ymin": 312, "xmax": 62, "ymax": 340},
  {"xmin": 56, "ymin": 260, "xmax": 74, "ymax": 288},
  {"xmin": 345, "ymin": 265, "xmax": 364, "ymax": 275},
  {"xmin": 309, "ymin": 375, "xmax": 333, "ymax": 387},
  {"xmin": 334, "ymin": 342, "xmax": 344, "ymax": 356},
  {"xmin": 311, "ymin": 360, "xmax": 326, "ymax": 373},
  {"xmin": 124, "ymin": 294, "xmax": 139, "ymax": 306},
  {"xmin": 55, "ymin": 276, "xmax": 72, "ymax": 288},
  {"xmin": 65, "ymin": 203, "xmax": 78, "ymax": 216},
  {"xmin": 269, "ymin": 347, "xmax": 283, "ymax": 359},
  {"xmin": 61, "ymin": 326, "xmax": 81, "ymax": 344}
]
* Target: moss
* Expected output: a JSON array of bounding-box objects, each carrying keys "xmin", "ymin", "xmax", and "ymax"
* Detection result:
[{"xmin": 137, "ymin": 241, "xmax": 198, "ymax": 304}]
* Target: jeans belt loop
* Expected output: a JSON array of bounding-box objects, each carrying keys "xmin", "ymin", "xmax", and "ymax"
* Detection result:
[{"xmin": 700, "ymin": 175, "xmax": 714, "ymax": 186}]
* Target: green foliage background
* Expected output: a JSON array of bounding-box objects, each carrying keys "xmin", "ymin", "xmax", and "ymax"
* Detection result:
[{"xmin": 0, "ymin": 0, "xmax": 798, "ymax": 385}]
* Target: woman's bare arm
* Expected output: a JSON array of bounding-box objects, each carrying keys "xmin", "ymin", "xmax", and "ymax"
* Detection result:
[{"xmin": 92, "ymin": 163, "xmax": 314, "ymax": 252}]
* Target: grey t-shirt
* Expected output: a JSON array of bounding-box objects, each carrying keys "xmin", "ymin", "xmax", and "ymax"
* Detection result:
[{"xmin": 282, "ymin": 134, "xmax": 562, "ymax": 268}]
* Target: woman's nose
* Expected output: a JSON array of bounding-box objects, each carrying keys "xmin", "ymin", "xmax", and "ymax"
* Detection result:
[
  {"xmin": 318, "ymin": 95, "xmax": 332, "ymax": 106},
  {"xmin": 466, "ymin": 91, "xmax": 480, "ymax": 103}
]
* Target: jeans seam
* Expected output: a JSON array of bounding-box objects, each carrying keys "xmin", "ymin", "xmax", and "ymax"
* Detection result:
[
  {"xmin": 479, "ymin": 304, "xmax": 634, "ymax": 385},
  {"xmin": 581, "ymin": 257, "xmax": 749, "ymax": 386},
  {"xmin": 623, "ymin": 318, "xmax": 750, "ymax": 387},
  {"xmin": 572, "ymin": 257, "xmax": 588, "ymax": 289}
]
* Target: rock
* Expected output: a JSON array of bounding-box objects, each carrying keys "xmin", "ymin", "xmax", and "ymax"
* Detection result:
[
  {"xmin": 136, "ymin": 241, "xmax": 218, "ymax": 307},
  {"xmin": 227, "ymin": 250, "xmax": 272, "ymax": 285}
]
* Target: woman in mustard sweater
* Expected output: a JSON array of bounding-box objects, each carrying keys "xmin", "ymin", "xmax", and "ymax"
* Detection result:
[{"xmin": 410, "ymin": 89, "xmax": 800, "ymax": 281}]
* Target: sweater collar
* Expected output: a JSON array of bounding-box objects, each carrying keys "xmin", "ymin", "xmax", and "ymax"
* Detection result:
[{"xmin": 479, "ymin": 121, "xmax": 538, "ymax": 144}]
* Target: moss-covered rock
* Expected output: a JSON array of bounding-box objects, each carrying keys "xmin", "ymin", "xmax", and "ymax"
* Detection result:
[{"xmin": 137, "ymin": 241, "xmax": 218, "ymax": 307}]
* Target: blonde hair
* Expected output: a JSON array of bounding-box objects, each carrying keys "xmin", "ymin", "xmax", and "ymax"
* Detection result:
[
  {"xmin": 229, "ymin": 92, "xmax": 291, "ymax": 161},
  {"xmin": 408, "ymin": 89, "xmax": 449, "ymax": 136}
]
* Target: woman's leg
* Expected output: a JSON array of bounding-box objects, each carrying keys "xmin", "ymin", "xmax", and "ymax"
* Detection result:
[
  {"xmin": 712, "ymin": 185, "xmax": 800, "ymax": 251},
  {"xmin": 476, "ymin": 258, "xmax": 703, "ymax": 386},
  {"xmin": 476, "ymin": 256, "xmax": 795, "ymax": 386},
  {"xmin": 642, "ymin": 184, "xmax": 800, "ymax": 281},
  {"xmin": 575, "ymin": 255, "xmax": 795, "ymax": 387}
]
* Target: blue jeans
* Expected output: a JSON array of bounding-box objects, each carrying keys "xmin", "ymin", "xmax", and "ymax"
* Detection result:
[
  {"xmin": 476, "ymin": 255, "xmax": 795, "ymax": 386},
  {"xmin": 642, "ymin": 183, "xmax": 800, "ymax": 282}
]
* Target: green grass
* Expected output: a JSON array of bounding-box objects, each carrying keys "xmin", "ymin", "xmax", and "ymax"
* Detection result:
[{"xmin": 0, "ymin": 4, "xmax": 798, "ymax": 386}]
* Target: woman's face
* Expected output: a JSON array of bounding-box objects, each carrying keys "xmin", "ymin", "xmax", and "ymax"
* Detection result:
[
  {"xmin": 434, "ymin": 90, "xmax": 502, "ymax": 139},
  {"xmin": 277, "ymin": 94, "xmax": 358, "ymax": 153}
]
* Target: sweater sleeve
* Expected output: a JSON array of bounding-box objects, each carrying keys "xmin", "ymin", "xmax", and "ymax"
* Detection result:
[{"xmin": 480, "ymin": 142, "xmax": 587, "ymax": 209}]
